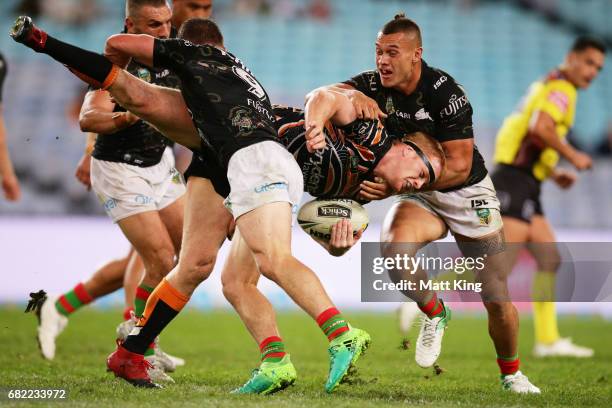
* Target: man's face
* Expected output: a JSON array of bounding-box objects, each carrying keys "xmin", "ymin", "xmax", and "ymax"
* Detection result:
[
  {"xmin": 126, "ymin": 5, "xmax": 172, "ymax": 38},
  {"xmin": 173, "ymin": 0, "xmax": 213, "ymax": 28},
  {"xmin": 380, "ymin": 143, "xmax": 434, "ymax": 193},
  {"xmin": 375, "ymin": 32, "xmax": 422, "ymax": 89},
  {"xmin": 565, "ymin": 47, "xmax": 605, "ymax": 89}
]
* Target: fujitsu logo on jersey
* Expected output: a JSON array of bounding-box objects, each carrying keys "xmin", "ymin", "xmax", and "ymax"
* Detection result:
[
  {"xmin": 441, "ymin": 94, "xmax": 469, "ymax": 117},
  {"xmin": 317, "ymin": 205, "xmax": 352, "ymax": 218},
  {"xmin": 247, "ymin": 98, "xmax": 273, "ymax": 121}
]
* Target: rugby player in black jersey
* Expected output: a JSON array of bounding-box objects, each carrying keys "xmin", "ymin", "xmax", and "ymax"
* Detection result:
[
  {"xmin": 316, "ymin": 14, "xmax": 540, "ymax": 393},
  {"xmin": 27, "ymin": 1, "xmax": 185, "ymax": 379},
  {"xmin": 10, "ymin": 16, "xmax": 376, "ymax": 393},
  {"xmin": 0, "ymin": 51, "xmax": 21, "ymax": 201},
  {"xmin": 172, "ymin": 0, "xmax": 213, "ymax": 27}
]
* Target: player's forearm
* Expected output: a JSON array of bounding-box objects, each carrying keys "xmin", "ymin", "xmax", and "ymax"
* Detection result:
[
  {"xmin": 85, "ymin": 133, "xmax": 97, "ymax": 155},
  {"xmin": 531, "ymin": 126, "xmax": 576, "ymax": 162},
  {"xmin": 79, "ymin": 110, "xmax": 134, "ymax": 134},
  {"xmin": 304, "ymin": 89, "xmax": 339, "ymax": 125},
  {"xmin": 0, "ymin": 114, "xmax": 17, "ymax": 179},
  {"xmin": 426, "ymin": 165, "xmax": 470, "ymax": 191}
]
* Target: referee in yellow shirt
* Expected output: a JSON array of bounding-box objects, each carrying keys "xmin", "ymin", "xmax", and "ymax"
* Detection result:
[{"xmin": 492, "ymin": 36, "xmax": 606, "ymax": 358}]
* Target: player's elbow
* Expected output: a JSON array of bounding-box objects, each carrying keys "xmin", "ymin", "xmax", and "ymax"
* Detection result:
[
  {"xmin": 447, "ymin": 158, "xmax": 471, "ymax": 182},
  {"xmin": 305, "ymin": 88, "xmax": 335, "ymax": 106},
  {"xmin": 78, "ymin": 110, "xmax": 98, "ymax": 133},
  {"xmin": 104, "ymin": 34, "xmax": 122, "ymax": 55}
]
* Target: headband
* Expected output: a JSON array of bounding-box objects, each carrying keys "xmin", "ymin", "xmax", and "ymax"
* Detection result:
[{"xmin": 404, "ymin": 140, "xmax": 436, "ymax": 186}]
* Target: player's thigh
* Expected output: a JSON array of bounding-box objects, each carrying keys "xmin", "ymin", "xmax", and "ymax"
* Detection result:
[
  {"xmin": 381, "ymin": 200, "xmax": 447, "ymax": 244},
  {"xmin": 526, "ymin": 215, "xmax": 560, "ymax": 272},
  {"xmin": 501, "ymin": 216, "xmax": 531, "ymax": 268},
  {"xmin": 236, "ymin": 201, "xmax": 293, "ymax": 259},
  {"xmin": 117, "ymin": 210, "xmax": 175, "ymax": 267},
  {"xmin": 159, "ymin": 195, "xmax": 184, "ymax": 253},
  {"xmin": 220, "ymin": 229, "xmax": 261, "ymax": 289},
  {"xmin": 455, "ymin": 228, "xmax": 510, "ymax": 300},
  {"xmin": 227, "ymin": 141, "xmax": 303, "ymax": 262},
  {"xmin": 110, "ymin": 71, "xmax": 199, "ymax": 149},
  {"xmin": 178, "ymin": 177, "xmax": 232, "ymax": 270}
]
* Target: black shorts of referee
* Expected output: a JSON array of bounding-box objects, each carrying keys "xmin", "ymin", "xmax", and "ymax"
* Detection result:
[{"xmin": 490, "ymin": 164, "xmax": 543, "ymax": 223}]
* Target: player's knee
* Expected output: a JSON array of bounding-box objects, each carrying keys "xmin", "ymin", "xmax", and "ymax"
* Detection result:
[
  {"xmin": 483, "ymin": 301, "xmax": 515, "ymax": 319},
  {"xmin": 143, "ymin": 245, "xmax": 176, "ymax": 280},
  {"xmin": 535, "ymin": 249, "xmax": 561, "ymax": 272},
  {"xmin": 221, "ymin": 280, "xmax": 247, "ymax": 304},
  {"xmin": 252, "ymin": 251, "xmax": 286, "ymax": 283},
  {"xmin": 180, "ymin": 255, "xmax": 217, "ymax": 287}
]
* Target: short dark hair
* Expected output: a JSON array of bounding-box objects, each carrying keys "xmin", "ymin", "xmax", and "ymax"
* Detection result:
[
  {"xmin": 126, "ymin": 0, "xmax": 169, "ymax": 17},
  {"xmin": 571, "ymin": 36, "xmax": 606, "ymax": 54},
  {"xmin": 401, "ymin": 132, "xmax": 445, "ymax": 182},
  {"xmin": 381, "ymin": 13, "xmax": 422, "ymax": 46},
  {"xmin": 178, "ymin": 18, "xmax": 224, "ymax": 47}
]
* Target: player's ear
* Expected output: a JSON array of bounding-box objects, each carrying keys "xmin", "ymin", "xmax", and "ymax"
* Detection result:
[
  {"xmin": 125, "ymin": 17, "xmax": 134, "ymax": 33},
  {"xmin": 413, "ymin": 46, "xmax": 423, "ymax": 63}
]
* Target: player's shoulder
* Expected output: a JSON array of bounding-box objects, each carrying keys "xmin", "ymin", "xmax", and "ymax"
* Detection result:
[
  {"xmin": 422, "ymin": 62, "xmax": 465, "ymax": 96},
  {"xmin": 345, "ymin": 70, "xmax": 381, "ymax": 92},
  {"xmin": 543, "ymin": 76, "xmax": 577, "ymax": 97}
]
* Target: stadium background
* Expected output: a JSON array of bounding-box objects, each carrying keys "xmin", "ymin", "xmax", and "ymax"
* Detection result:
[{"xmin": 0, "ymin": 0, "xmax": 611, "ymax": 316}]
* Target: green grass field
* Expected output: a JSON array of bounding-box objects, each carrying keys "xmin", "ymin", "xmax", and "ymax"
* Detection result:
[{"xmin": 0, "ymin": 306, "xmax": 610, "ymax": 407}]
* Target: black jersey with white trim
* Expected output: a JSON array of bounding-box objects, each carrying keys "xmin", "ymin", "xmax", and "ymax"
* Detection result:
[
  {"xmin": 92, "ymin": 60, "xmax": 181, "ymax": 167},
  {"xmin": 343, "ymin": 61, "xmax": 488, "ymax": 191},
  {"xmin": 153, "ymin": 38, "xmax": 278, "ymax": 169},
  {"xmin": 0, "ymin": 52, "xmax": 7, "ymax": 102},
  {"xmin": 273, "ymin": 106, "xmax": 391, "ymax": 199}
]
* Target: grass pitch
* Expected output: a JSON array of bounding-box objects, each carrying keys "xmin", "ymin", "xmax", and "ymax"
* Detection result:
[{"xmin": 0, "ymin": 306, "xmax": 610, "ymax": 407}]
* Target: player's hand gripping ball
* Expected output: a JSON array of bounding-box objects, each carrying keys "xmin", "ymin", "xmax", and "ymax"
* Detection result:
[{"xmin": 297, "ymin": 199, "xmax": 369, "ymax": 242}]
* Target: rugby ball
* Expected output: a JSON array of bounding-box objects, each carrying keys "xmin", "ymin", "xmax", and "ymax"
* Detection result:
[{"xmin": 297, "ymin": 199, "xmax": 369, "ymax": 242}]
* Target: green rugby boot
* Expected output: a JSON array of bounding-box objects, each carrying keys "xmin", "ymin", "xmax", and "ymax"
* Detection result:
[
  {"xmin": 231, "ymin": 354, "xmax": 297, "ymax": 395},
  {"xmin": 325, "ymin": 327, "xmax": 371, "ymax": 393}
]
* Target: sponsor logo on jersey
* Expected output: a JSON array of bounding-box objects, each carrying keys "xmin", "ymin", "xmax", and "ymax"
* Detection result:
[
  {"xmin": 385, "ymin": 96, "xmax": 395, "ymax": 114},
  {"xmin": 230, "ymin": 107, "xmax": 255, "ymax": 133},
  {"xmin": 317, "ymin": 205, "xmax": 352, "ymax": 218},
  {"xmin": 395, "ymin": 111, "xmax": 411, "ymax": 120},
  {"xmin": 441, "ymin": 94, "xmax": 469, "ymax": 118},
  {"xmin": 104, "ymin": 198, "xmax": 117, "ymax": 211},
  {"xmin": 135, "ymin": 195, "xmax": 154, "ymax": 205},
  {"xmin": 254, "ymin": 182, "xmax": 288, "ymax": 193},
  {"xmin": 137, "ymin": 68, "xmax": 151, "ymax": 83},
  {"xmin": 154, "ymin": 69, "xmax": 171, "ymax": 80},
  {"xmin": 414, "ymin": 108, "xmax": 432, "ymax": 121},
  {"xmin": 548, "ymin": 90, "xmax": 569, "ymax": 114},
  {"xmin": 476, "ymin": 208, "xmax": 491, "ymax": 225},
  {"xmin": 304, "ymin": 143, "xmax": 328, "ymax": 192},
  {"xmin": 247, "ymin": 98, "xmax": 274, "ymax": 121},
  {"xmin": 433, "ymin": 75, "xmax": 448, "ymax": 90},
  {"xmin": 471, "ymin": 199, "xmax": 489, "ymax": 208}
]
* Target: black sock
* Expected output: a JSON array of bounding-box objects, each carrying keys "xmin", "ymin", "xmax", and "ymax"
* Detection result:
[
  {"xmin": 42, "ymin": 35, "xmax": 115, "ymax": 88},
  {"xmin": 122, "ymin": 300, "xmax": 179, "ymax": 355}
]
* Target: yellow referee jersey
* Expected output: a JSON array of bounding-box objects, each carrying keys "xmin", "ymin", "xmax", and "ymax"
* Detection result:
[{"xmin": 494, "ymin": 70, "xmax": 577, "ymax": 181}]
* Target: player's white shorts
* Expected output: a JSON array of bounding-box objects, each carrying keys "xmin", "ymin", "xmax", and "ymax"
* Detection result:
[
  {"xmin": 224, "ymin": 141, "xmax": 303, "ymax": 219},
  {"xmin": 398, "ymin": 175, "xmax": 502, "ymax": 239},
  {"xmin": 91, "ymin": 147, "xmax": 186, "ymax": 223}
]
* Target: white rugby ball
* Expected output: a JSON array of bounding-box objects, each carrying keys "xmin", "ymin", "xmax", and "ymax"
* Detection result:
[{"xmin": 297, "ymin": 199, "xmax": 369, "ymax": 242}]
